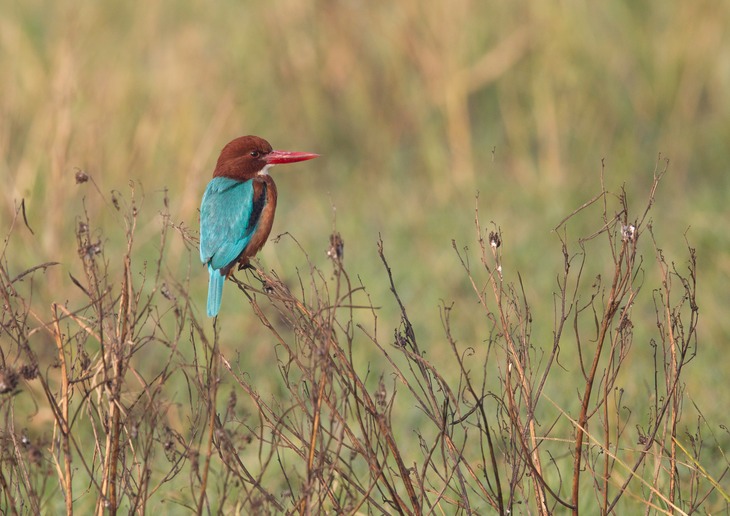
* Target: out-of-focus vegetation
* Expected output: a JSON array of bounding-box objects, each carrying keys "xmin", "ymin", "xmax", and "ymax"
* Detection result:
[{"xmin": 1, "ymin": 0, "xmax": 729, "ymax": 512}]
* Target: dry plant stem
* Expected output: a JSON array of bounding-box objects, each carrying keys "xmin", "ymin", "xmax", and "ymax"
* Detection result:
[
  {"xmin": 455, "ymin": 207, "xmax": 565, "ymax": 511},
  {"xmin": 103, "ymin": 215, "xmax": 135, "ymax": 515},
  {"xmin": 197, "ymin": 321, "xmax": 221, "ymax": 515},
  {"xmin": 5, "ymin": 303, "xmax": 98, "ymax": 512},
  {"xmin": 604, "ymin": 190, "xmax": 698, "ymax": 512},
  {"xmin": 298, "ymin": 343, "xmax": 326, "ymax": 515},
  {"xmin": 651, "ymin": 231, "xmax": 692, "ymax": 510},
  {"xmin": 211, "ymin": 360, "xmax": 287, "ymax": 512},
  {"xmin": 472, "ymin": 207, "xmax": 549, "ymax": 514},
  {"xmin": 300, "ymin": 265, "xmax": 340, "ymax": 515},
  {"xmin": 300, "ymin": 375, "xmax": 327, "ymax": 516},
  {"xmin": 7, "ymin": 413, "xmax": 36, "ymax": 513},
  {"xmin": 495, "ymin": 277, "xmax": 548, "ymax": 515},
  {"xmin": 52, "ymin": 304, "xmax": 73, "ymax": 516},
  {"xmin": 450, "ymin": 250, "xmax": 513, "ymax": 511},
  {"xmin": 0, "ymin": 470, "xmax": 19, "ymax": 516},
  {"xmin": 0, "ymin": 427, "xmax": 19, "ymax": 515},
  {"xmin": 334, "ymin": 273, "xmax": 419, "ymax": 514},
  {"xmin": 662, "ymin": 261, "xmax": 679, "ymax": 508},
  {"xmin": 606, "ymin": 357, "xmax": 694, "ymax": 513},
  {"xmin": 237, "ymin": 261, "xmax": 420, "ymax": 515},
  {"xmin": 79, "ymin": 215, "xmax": 113, "ymax": 514},
  {"xmin": 0, "ymin": 164, "xmax": 710, "ymax": 513},
  {"xmin": 542, "ymin": 394, "xmax": 686, "ymax": 515},
  {"xmin": 445, "ymin": 312, "xmax": 504, "ymax": 512},
  {"xmin": 571, "ymin": 232, "xmax": 631, "ymax": 512},
  {"xmin": 377, "ymin": 240, "xmax": 452, "ymax": 514},
  {"xmin": 570, "ymin": 168, "xmax": 672, "ymax": 513},
  {"xmin": 105, "ymin": 259, "xmax": 131, "ymax": 516}
]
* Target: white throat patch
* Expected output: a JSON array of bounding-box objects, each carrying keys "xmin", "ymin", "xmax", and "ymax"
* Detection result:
[{"xmin": 257, "ymin": 164, "xmax": 273, "ymax": 176}]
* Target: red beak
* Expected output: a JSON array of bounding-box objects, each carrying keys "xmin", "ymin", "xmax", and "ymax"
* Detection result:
[{"xmin": 265, "ymin": 150, "xmax": 320, "ymax": 165}]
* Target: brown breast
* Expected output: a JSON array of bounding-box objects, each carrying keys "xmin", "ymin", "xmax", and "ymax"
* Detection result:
[{"xmin": 239, "ymin": 175, "xmax": 278, "ymax": 265}]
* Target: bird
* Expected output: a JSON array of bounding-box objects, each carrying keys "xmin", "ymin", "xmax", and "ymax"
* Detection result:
[{"xmin": 199, "ymin": 135, "xmax": 319, "ymax": 317}]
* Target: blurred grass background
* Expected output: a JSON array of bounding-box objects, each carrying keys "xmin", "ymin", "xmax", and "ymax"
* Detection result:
[{"xmin": 2, "ymin": 0, "xmax": 729, "ymax": 481}]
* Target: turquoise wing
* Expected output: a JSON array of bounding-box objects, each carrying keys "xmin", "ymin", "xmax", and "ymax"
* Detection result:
[{"xmin": 200, "ymin": 177, "xmax": 257, "ymax": 272}]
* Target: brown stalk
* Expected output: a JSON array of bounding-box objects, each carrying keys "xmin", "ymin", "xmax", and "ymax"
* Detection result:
[
  {"xmin": 52, "ymin": 304, "xmax": 73, "ymax": 516},
  {"xmin": 473, "ymin": 207, "xmax": 549, "ymax": 514},
  {"xmin": 197, "ymin": 323, "xmax": 221, "ymax": 515},
  {"xmin": 571, "ymin": 236, "xmax": 631, "ymax": 513}
]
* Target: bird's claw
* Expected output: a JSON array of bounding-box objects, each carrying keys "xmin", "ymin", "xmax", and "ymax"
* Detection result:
[{"xmin": 237, "ymin": 262, "xmax": 255, "ymax": 271}]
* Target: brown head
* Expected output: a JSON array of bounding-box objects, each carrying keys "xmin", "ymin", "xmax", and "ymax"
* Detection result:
[{"xmin": 213, "ymin": 135, "xmax": 319, "ymax": 180}]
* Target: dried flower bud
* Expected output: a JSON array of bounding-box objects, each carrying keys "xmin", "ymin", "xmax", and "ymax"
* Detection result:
[
  {"xmin": 622, "ymin": 224, "xmax": 637, "ymax": 243},
  {"xmin": 161, "ymin": 282, "xmax": 174, "ymax": 301},
  {"xmin": 0, "ymin": 367, "xmax": 19, "ymax": 394},
  {"xmin": 376, "ymin": 378, "xmax": 387, "ymax": 409},
  {"xmin": 74, "ymin": 169, "xmax": 89, "ymax": 184},
  {"xmin": 26, "ymin": 442, "xmax": 43, "ymax": 466},
  {"xmin": 19, "ymin": 363, "xmax": 39, "ymax": 381},
  {"xmin": 327, "ymin": 232, "xmax": 345, "ymax": 262}
]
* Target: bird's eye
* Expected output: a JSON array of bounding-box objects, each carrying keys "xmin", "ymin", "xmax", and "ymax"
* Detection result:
[{"xmin": 250, "ymin": 150, "xmax": 260, "ymax": 158}]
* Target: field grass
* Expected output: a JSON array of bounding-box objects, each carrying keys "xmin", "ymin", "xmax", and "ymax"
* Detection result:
[{"xmin": 1, "ymin": 0, "xmax": 729, "ymax": 513}]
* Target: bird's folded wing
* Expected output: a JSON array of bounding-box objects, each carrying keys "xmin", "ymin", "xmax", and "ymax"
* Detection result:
[{"xmin": 200, "ymin": 177, "xmax": 257, "ymax": 270}]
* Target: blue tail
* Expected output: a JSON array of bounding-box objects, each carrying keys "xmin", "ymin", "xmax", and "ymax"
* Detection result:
[{"xmin": 207, "ymin": 267, "xmax": 225, "ymax": 317}]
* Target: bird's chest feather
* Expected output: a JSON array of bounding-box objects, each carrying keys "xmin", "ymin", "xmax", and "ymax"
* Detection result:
[{"xmin": 243, "ymin": 175, "xmax": 278, "ymax": 259}]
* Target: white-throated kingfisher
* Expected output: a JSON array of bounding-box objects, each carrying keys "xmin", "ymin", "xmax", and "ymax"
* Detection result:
[{"xmin": 199, "ymin": 135, "xmax": 319, "ymax": 317}]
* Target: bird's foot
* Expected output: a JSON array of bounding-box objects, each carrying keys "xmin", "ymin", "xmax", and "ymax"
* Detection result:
[
  {"xmin": 237, "ymin": 262, "xmax": 255, "ymax": 271},
  {"xmin": 237, "ymin": 261, "xmax": 267, "ymax": 287}
]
